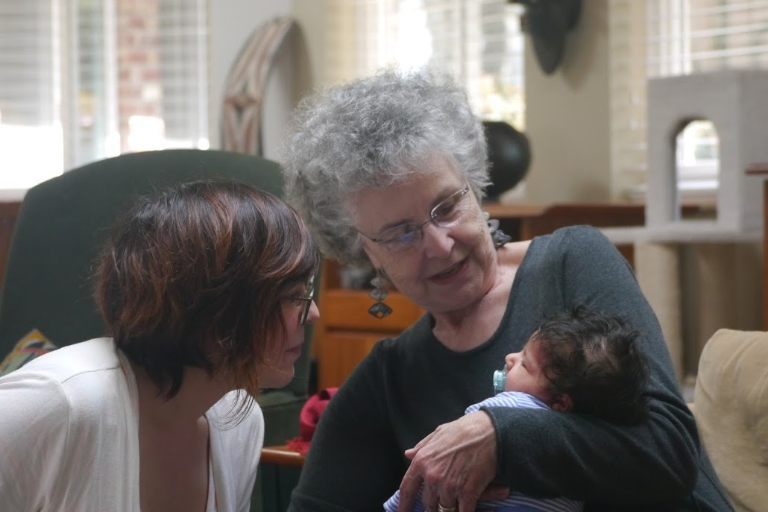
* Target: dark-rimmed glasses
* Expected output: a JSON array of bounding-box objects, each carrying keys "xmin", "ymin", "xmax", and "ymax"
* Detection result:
[
  {"xmin": 289, "ymin": 274, "xmax": 315, "ymax": 325},
  {"xmin": 359, "ymin": 184, "xmax": 471, "ymax": 253}
]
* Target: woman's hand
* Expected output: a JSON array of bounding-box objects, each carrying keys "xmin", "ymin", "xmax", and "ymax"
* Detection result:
[{"xmin": 397, "ymin": 411, "xmax": 502, "ymax": 512}]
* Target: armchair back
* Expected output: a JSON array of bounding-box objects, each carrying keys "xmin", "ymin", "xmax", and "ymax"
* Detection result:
[
  {"xmin": 693, "ymin": 328, "xmax": 768, "ymax": 512},
  {"xmin": 0, "ymin": 149, "xmax": 314, "ymax": 413}
]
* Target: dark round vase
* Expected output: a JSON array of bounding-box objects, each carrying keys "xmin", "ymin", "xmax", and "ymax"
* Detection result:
[{"xmin": 482, "ymin": 121, "xmax": 532, "ymax": 201}]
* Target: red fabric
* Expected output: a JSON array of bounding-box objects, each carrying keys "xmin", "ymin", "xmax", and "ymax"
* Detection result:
[{"xmin": 285, "ymin": 387, "xmax": 338, "ymax": 455}]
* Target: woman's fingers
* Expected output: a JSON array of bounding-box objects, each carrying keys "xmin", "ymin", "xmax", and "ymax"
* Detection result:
[
  {"xmin": 405, "ymin": 429, "xmax": 436, "ymax": 460},
  {"xmin": 437, "ymin": 497, "xmax": 460, "ymax": 512},
  {"xmin": 422, "ymin": 476, "xmax": 457, "ymax": 512},
  {"xmin": 396, "ymin": 470, "xmax": 423, "ymax": 512},
  {"xmin": 400, "ymin": 411, "xmax": 498, "ymax": 512}
]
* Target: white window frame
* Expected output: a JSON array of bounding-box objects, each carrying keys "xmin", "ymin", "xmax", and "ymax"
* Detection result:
[
  {"xmin": 613, "ymin": 0, "xmax": 768, "ymax": 202},
  {"xmin": 324, "ymin": 0, "xmax": 526, "ymax": 130},
  {"xmin": 0, "ymin": 0, "xmax": 208, "ymax": 196}
]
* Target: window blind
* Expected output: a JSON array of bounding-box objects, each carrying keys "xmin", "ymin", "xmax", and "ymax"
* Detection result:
[
  {"xmin": 67, "ymin": 0, "xmax": 117, "ymax": 167},
  {"xmin": 157, "ymin": 0, "xmax": 208, "ymax": 147},
  {"xmin": 324, "ymin": 0, "xmax": 526, "ymax": 129},
  {"xmin": 0, "ymin": 0, "xmax": 63, "ymax": 189},
  {"xmin": 0, "ymin": 0, "xmax": 208, "ymax": 190},
  {"xmin": 610, "ymin": 0, "xmax": 768, "ymax": 199}
]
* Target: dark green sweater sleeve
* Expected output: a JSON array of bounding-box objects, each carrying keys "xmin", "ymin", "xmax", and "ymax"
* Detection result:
[
  {"xmin": 288, "ymin": 343, "xmax": 403, "ymax": 511},
  {"xmin": 484, "ymin": 226, "xmax": 699, "ymax": 502}
]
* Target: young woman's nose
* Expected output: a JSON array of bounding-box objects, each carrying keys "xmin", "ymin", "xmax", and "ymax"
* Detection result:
[{"xmin": 306, "ymin": 300, "xmax": 320, "ymax": 324}]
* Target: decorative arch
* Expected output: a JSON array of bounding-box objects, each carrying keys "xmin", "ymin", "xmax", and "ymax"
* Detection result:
[
  {"xmin": 221, "ymin": 17, "xmax": 298, "ymax": 156},
  {"xmin": 646, "ymin": 69, "xmax": 768, "ymax": 240}
]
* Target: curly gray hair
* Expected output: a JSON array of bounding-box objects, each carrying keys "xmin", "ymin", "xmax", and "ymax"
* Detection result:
[{"xmin": 281, "ymin": 67, "xmax": 490, "ymax": 265}]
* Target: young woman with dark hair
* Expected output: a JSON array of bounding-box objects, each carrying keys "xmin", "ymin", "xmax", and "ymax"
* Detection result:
[{"xmin": 0, "ymin": 180, "xmax": 320, "ymax": 512}]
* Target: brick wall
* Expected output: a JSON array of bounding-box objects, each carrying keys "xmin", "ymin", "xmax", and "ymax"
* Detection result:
[{"xmin": 116, "ymin": 0, "xmax": 162, "ymax": 152}]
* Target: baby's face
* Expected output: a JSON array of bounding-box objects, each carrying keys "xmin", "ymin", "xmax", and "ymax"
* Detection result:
[{"xmin": 503, "ymin": 340, "xmax": 552, "ymax": 404}]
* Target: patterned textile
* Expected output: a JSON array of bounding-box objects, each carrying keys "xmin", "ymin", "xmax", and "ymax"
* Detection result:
[
  {"xmin": 465, "ymin": 391, "xmax": 548, "ymax": 414},
  {"xmin": 286, "ymin": 387, "xmax": 339, "ymax": 455},
  {"xmin": 0, "ymin": 329, "xmax": 57, "ymax": 376}
]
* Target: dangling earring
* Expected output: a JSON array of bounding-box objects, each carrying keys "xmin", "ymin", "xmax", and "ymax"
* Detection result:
[
  {"xmin": 368, "ymin": 270, "xmax": 393, "ymax": 319},
  {"xmin": 483, "ymin": 211, "xmax": 512, "ymax": 249}
]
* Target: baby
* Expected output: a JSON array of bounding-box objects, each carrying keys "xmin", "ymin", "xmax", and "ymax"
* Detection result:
[{"xmin": 384, "ymin": 306, "xmax": 650, "ymax": 512}]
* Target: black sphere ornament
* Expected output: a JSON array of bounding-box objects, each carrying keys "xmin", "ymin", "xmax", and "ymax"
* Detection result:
[{"xmin": 482, "ymin": 120, "xmax": 532, "ymax": 201}]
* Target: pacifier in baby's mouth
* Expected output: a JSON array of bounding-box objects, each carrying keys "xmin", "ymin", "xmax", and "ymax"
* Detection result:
[{"xmin": 493, "ymin": 369, "xmax": 505, "ymax": 395}]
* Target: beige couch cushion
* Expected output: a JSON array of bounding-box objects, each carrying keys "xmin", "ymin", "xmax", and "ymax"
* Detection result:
[{"xmin": 694, "ymin": 328, "xmax": 768, "ymax": 512}]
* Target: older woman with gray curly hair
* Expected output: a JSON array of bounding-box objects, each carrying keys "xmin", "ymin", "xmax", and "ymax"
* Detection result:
[{"xmin": 282, "ymin": 68, "xmax": 730, "ymax": 512}]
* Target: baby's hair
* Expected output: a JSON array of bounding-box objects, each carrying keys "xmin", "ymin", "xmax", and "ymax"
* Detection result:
[{"xmin": 532, "ymin": 306, "xmax": 649, "ymax": 424}]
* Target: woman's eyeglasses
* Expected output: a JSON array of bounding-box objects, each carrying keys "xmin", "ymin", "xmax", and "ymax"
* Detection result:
[
  {"xmin": 289, "ymin": 274, "xmax": 315, "ymax": 325},
  {"xmin": 359, "ymin": 184, "xmax": 471, "ymax": 253}
]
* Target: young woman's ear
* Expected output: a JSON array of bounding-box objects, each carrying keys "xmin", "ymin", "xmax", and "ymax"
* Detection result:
[{"xmin": 551, "ymin": 393, "xmax": 574, "ymax": 412}]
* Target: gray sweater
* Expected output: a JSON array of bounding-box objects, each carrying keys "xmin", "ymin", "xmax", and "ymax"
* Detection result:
[{"xmin": 290, "ymin": 226, "xmax": 733, "ymax": 511}]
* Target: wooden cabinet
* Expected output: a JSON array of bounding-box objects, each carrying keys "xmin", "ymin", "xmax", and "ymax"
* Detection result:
[
  {"xmin": 0, "ymin": 202, "xmax": 21, "ymax": 289},
  {"xmin": 746, "ymin": 163, "xmax": 768, "ymax": 330},
  {"xmin": 313, "ymin": 259, "xmax": 425, "ymax": 390},
  {"xmin": 312, "ymin": 202, "xmax": 655, "ymax": 390}
]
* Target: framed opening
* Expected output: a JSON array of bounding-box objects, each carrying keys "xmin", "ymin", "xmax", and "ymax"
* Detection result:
[{"xmin": 674, "ymin": 118, "xmax": 719, "ymax": 220}]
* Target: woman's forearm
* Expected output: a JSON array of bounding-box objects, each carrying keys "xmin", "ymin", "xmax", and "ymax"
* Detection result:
[{"xmin": 485, "ymin": 402, "xmax": 698, "ymax": 501}]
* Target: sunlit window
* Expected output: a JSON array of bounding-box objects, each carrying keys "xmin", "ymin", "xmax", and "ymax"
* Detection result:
[
  {"xmin": 612, "ymin": 0, "xmax": 768, "ymax": 199},
  {"xmin": 325, "ymin": 0, "xmax": 526, "ymax": 130},
  {"xmin": 0, "ymin": 0, "xmax": 208, "ymax": 192},
  {"xmin": 676, "ymin": 119, "xmax": 719, "ymax": 193}
]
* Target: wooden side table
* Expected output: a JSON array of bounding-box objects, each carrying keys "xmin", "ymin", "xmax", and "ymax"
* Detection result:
[
  {"xmin": 0, "ymin": 201, "xmax": 21, "ymax": 289},
  {"xmin": 746, "ymin": 163, "xmax": 768, "ymax": 330},
  {"xmin": 261, "ymin": 445, "xmax": 306, "ymax": 468}
]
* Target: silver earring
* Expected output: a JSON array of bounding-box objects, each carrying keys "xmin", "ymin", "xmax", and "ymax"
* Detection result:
[
  {"xmin": 483, "ymin": 211, "xmax": 512, "ymax": 248},
  {"xmin": 368, "ymin": 272, "xmax": 393, "ymax": 319}
]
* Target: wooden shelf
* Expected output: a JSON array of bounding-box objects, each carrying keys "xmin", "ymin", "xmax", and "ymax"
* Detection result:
[
  {"xmin": 314, "ymin": 258, "xmax": 425, "ymax": 389},
  {"xmin": 745, "ymin": 163, "xmax": 768, "ymax": 330},
  {"xmin": 322, "ymin": 289, "xmax": 424, "ymax": 333},
  {"xmin": 261, "ymin": 445, "xmax": 305, "ymax": 469},
  {"xmin": 746, "ymin": 163, "xmax": 768, "ymax": 174}
]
